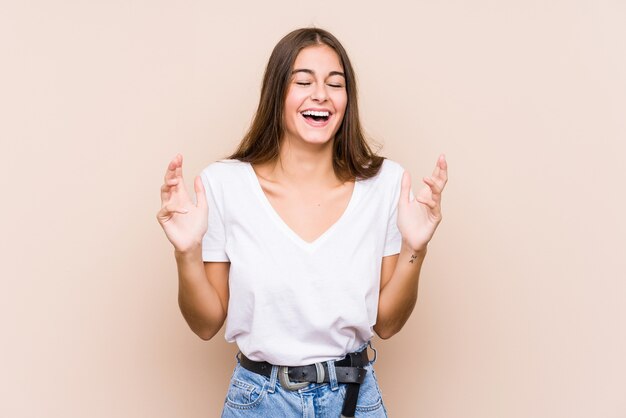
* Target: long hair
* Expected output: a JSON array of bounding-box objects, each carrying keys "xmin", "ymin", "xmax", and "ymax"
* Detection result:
[{"xmin": 225, "ymin": 28, "xmax": 385, "ymax": 182}]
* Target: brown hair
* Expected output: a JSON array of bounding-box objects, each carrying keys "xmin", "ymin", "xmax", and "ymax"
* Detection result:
[{"xmin": 225, "ymin": 27, "xmax": 385, "ymax": 182}]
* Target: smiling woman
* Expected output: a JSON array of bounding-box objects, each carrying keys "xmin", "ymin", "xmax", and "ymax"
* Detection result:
[
  {"xmin": 156, "ymin": 27, "xmax": 448, "ymax": 418},
  {"xmin": 282, "ymin": 45, "xmax": 348, "ymax": 146}
]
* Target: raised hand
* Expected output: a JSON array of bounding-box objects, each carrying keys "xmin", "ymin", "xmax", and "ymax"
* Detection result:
[
  {"xmin": 397, "ymin": 154, "xmax": 448, "ymax": 252},
  {"xmin": 156, "ymin": 154, "xmax": 208, "ymax": 253}
]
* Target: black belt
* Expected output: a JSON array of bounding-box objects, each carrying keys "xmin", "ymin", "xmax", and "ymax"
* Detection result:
[{"xmin": 238, "ymin": 346, "xmax": 369, "ymax": 417}]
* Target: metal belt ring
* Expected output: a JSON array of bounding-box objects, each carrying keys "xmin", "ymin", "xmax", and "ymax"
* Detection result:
[{"xmin": 367, "ymin": 340, "xmax": 377, "ymax": 363}]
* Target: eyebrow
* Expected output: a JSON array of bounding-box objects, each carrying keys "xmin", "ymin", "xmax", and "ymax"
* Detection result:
[{"xmin": 291, "ymin": 69, "xmax": 345, "ymax": 78}]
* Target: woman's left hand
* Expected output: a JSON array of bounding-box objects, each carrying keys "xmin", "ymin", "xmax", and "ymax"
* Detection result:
[{"xmin": 397, "ymin": 154, "xmax": 448, "ymax": 252}]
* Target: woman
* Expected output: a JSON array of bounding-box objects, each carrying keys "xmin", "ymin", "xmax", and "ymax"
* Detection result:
[{"xmin": 157, "ymin": 28, "xmax": 447, "ymax": 417}]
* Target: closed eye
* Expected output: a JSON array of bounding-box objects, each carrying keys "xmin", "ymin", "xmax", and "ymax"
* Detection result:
[
  {"xmin": 327, "ymin": 83, "xmax": 344, "ymax": 88},
  {"xmin": 296, "ymin": 82, "xmax": 311, "ymax": 86}
]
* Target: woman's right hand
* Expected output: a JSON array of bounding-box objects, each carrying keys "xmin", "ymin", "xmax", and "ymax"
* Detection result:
[{"xmin": 156, "ymin": 154, "xmax": 208, "ymax": 253}]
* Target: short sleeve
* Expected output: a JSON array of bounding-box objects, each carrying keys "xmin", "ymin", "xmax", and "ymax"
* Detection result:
[
  {"xmin": 382, "ymin": 164, "xmax": 414, "ymax": 257},
  {"xmin": 200, "ymin": 170, "xmax": 230, "ymax": 262}
]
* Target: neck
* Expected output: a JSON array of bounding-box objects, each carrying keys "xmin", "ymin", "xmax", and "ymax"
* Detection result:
[{"xmin": 267, "ymin": 136, "xmax": 340, "ymax": 187}]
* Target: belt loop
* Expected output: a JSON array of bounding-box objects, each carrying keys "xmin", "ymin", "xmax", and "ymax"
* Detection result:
[
  {"xmin": 326, "ymin": 360, "xmax": 339, "ymax": 391},
  {"xmin": 314, "ymin": 362, "xmax": 325, "ymax": 384},
  {"xmin": 268, "ymin": 364, "xmax": 279, "ymax": 393}
]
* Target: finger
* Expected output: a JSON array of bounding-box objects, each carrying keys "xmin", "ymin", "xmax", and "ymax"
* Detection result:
[
  {"xmin": 156, "ymin": 204, "xmax": 189, "ymax": 222},
  {"xmin": 163, "ymin": 203, "xmax": 189, "ymax": 214},
  {"xmin": 194, "ymin": 175, "xmax": 207, "ymax": 208},
  {"xmin": 170, "ymin": 154, "xmax": 188, "ymax": 191},
  {"xmin": 435, "ymin": 154, "xmax": 448, "ymax": 185},
  {"xmin": 415, "ymin": 196, "xmax": 437, "ymax": 210},
  {"xmin": 175, "ymin": 154, "xmax": 183, "ymax": 179},
  {"xmin": 160, "ymin": 183, "xmax": 171, "ymax": 201},
  {"xmin": 427, "ymin": 157, "xmax": 447, "ymax": 189},
  {"xmin": 160, "ymin": 177, "xmax": 181, "ymax": 200},
  {"xmin": 423, "ymin": 176, "xmax": 442, "ymax": 197},
  {"xmin": 400, "ymin": 170, "xmax": 413, "ymax": 204},
  {"xmin": 162, "ymin": 178, "xmax": 179, "ymax": 191},
  {"xmin": 416, "ymin": 197, "xmax": 442, "ymax": 219},
  {"xmin": 164, "ymin": 155, "xmax": 179, "ymax": 183},
  {"xmin": 430, "ymin": 154, "xmax": 446, "ymax": 178}
]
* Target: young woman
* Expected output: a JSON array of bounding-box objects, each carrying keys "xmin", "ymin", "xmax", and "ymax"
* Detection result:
[{"xmin": 157, "ymin": 28, "xmax": 447, "ymax": 417}]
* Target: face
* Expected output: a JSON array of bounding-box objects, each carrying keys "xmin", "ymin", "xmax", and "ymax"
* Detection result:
[{"xmin": 282, "ymin": 44, "xmax": 348, "ymax": 147}]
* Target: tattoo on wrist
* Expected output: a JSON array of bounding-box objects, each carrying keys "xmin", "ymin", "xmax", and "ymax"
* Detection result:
[{"xmin": 409, "ymin": 254, "xmax": 417, "ymax": 264}]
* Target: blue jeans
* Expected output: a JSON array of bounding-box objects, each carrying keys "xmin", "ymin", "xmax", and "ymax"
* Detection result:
[{"xmin": 220, "ymin": 340, "xmax": 389, "ymax": 417}]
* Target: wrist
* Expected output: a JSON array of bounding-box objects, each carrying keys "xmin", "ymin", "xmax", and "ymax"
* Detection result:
[
  {"xmin": 401, "ymin": 239, "xmax": 428, "ymax": 255},
  {"xmin": 174, "ymin": 244, "xmax": 203, "ymax": 262}
]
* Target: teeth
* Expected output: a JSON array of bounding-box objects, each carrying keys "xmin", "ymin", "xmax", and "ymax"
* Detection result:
[{"xmin": 302, "ymin": 110, "xmax": 330, "ymax": 117}]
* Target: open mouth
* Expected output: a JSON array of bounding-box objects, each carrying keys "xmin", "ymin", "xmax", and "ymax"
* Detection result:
[{"xmin": 301, "ymin": 110, "xmax": 331, "ymax": 123}]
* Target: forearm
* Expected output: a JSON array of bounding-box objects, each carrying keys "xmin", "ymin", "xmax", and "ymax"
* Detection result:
[
  {"xmin": 175, "ymin": 247, "xmax": 225, "ymax": 340},
  {"xmin": 375, "ymin": 242, "xmax": 427, "ymax": 339}
]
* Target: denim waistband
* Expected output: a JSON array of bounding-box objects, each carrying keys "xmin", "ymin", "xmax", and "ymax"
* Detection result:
[{"xmin": 234, "ymin": 339, "xmax": 378, "ymax": 394}]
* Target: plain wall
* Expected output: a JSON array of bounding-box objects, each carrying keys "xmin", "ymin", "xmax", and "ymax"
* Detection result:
[{"xmin": 1, "ymin": 0, "xmax": 625, "ymax": 417}]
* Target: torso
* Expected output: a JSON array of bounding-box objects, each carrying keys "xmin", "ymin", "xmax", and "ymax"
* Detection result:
[
  {"xmin": 251, "ymin": 163, "xmax": 356, "ymax": 244},
  {"xmin": 200, "ymin": 157, "xmax": 404, "ymax": 365}
]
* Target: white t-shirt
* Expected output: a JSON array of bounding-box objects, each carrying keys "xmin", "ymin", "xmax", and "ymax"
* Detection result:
[{"xmin": 200, "ymin": 158, "xmax": 407, "ymax": 366}]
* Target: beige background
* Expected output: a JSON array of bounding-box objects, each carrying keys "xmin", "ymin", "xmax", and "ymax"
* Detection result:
[{"xmin": 1, "ymin": 0, "xmax": 625, "ymax": 417}]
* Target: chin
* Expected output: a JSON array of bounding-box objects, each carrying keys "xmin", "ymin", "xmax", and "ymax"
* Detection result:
[
  {"xmin": 301, "ymin": 133, "xmax": 336, "ymax": 145},
  {"xmin": 301, "ymin": 126, "xmax": 341, "ymax": 143}
]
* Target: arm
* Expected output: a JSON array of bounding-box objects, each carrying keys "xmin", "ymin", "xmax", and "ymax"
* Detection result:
[
  {"xmin": 374, "ymin": 154, "xmax": 447, "ymax": 339},
  {"xmin": 156, "ymin": 153, "xmax": 230, "ymax": 341},
  {"xmin": 175, "ymin": 247, "xmax": 230, "ymax": 341},
  {"xmin": 374, "ymin": 244, "xmax": 427, "ymax": 339}
]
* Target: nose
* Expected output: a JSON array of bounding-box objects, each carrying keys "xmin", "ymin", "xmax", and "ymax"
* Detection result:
[{"xmin": 310, "ymin": 82, "xmax": 328, "ymax": 102}]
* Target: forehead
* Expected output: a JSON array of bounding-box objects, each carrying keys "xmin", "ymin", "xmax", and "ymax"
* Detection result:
[{"xmin": 293, "ymin": 44, "xmax": 343, "ymax": 72}]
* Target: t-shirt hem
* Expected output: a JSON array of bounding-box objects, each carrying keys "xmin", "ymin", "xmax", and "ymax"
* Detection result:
[
  {"xmin": 202, "ymin": 249, "xmax": 229, "ymax": 262},
  {"xmin": 382, "ymin": 239, "xmax": 402, "ymax": 256}
]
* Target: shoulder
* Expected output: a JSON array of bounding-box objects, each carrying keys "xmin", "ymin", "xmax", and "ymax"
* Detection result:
[
  {"xmin": 358, "ymin": 158, "xmax": 404, "ymax": 200},
  {"xmin": 380, "ymin": 158, "xmax": 405, "ymax": 177},
  {"xmin": 200, "ymin": 159, "xmax": 249, "ymax": 199},
  {"xmin": 365, "ymin": 158, "xmax": 405, "ymax": 184},
  {"xmin": 201, "ymin": 158, "xmax": 248, "ymax": 180}
]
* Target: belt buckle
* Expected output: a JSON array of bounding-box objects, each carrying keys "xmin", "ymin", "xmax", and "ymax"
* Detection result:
[{"xmin": 279, "ymin": 366, "xmax": 309, "ymax": 391}]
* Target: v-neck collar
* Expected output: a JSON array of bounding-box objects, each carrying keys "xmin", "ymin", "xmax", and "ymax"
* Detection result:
[{"xmin": 244, "ymin": 161, "xmax": 360, "ymax": 252}]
